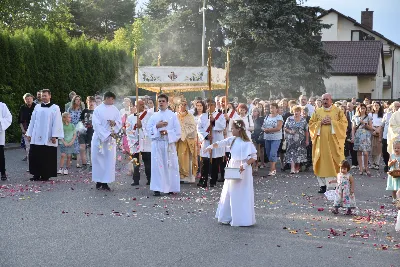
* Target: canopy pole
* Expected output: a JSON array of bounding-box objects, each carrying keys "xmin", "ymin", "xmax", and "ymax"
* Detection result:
[
  {"xmin": 156, "ymin": 52, "xmax": 161, "ymax": 111},
  {"xmin": 207, "ymin": 43, "xmax": 213, "ymax": 162},
  {"xmin": 134, "ymin": 48, "xmax": 139, "ymax": 115},
  {"xmin": 225, "ymin": 48, "xmax": 230, "ymax": 114}
]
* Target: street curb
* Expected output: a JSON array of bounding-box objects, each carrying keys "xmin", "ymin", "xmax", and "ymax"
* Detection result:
[{"xmin": 4, "ymin": 143, "xmax": 21, "ymax": 151}]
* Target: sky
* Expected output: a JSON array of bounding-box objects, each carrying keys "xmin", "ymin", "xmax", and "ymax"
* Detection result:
[{"xmin": 136, "ymin": 0, "xmax": 400, "ymax": 44}]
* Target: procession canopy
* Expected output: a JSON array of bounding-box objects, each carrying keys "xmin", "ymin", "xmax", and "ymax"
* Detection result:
[{"xmin": 137, "ymin": 66, "xmax": 226, "ymax": 92}]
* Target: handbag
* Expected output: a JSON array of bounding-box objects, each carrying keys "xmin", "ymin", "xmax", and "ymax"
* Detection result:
[
  {"xmin": 224, "ymin": 137, "xmax": 242, "ymax": 180},
  {"xmin": 388, "ymin": 161, "xmax": 400, "ymax": 178}
]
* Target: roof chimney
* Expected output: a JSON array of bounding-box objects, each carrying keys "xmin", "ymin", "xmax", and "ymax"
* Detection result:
[{"xmin": 361, "ymin": 8, "xmax": 373, "ymax": 30}]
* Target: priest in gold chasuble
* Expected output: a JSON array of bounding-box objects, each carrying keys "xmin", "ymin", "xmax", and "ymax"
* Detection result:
[
  {"xmin": 176, "ymin": 100, "xmax": 198, "ymax": 183},
  {"xmin": 309, "ymin": 94, "xmax": 347, "ymax": 193}
]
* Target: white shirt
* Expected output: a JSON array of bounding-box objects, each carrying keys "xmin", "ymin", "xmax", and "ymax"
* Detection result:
[
  {"xmin": 371, "ymin": 113, "xmax": 383, "ymax": 127},
  {"xmin": 27, "ymin": 103, "xmax": 63, "ymax": 147},
  {"xmin": 0, "ymin": 102, "xmax": 12, "ymax": 146}
]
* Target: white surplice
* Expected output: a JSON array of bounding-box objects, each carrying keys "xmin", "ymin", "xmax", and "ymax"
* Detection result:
[
  {"xmin": 214, "ymin": 136, "xmax": 257, "ymax": 226},
  {"xmin": 126, "ymin": 114, "xmax": 139, "ymax": 155},
  {"xmin": 147, "ymin": 109, "xmax": 181, "ymax": 193},
  {"xmin": 239, "ymin": 113, "xmax": 254, "ymax": 140},
  {"xmin": 138, "ymin": 110, "xmax": 153, "ymax": 153},
  {"xmin": 91, "ymin": 103, "xmax": 122, "ymax": 183},
  {"xmin": 126, "ymin": 110, "xmax": 153, "ymax": 154},
  {"xmin": 0, "ymin": 102, "xmax": 12, "ymax": 146},
  {"xmin": 197, "ymin": 111, "xmax": 226, "ymax": 158},
  {"xmin": 27, "ymin": 104, "xmax": 64, "ymax": 146}
]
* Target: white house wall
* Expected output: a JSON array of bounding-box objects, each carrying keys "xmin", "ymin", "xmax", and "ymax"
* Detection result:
[
  {"xmin": 323, "ymin": 76, "xmax": 357, "ymax": 99},
  {"xmin": 392, "ymin": 49, "xmax": 400, "ymax": 99},
  {"xmin": 320, "ymin": 13, "xmax": 400, "ymax": 99},
  {"xmin": 375, "ymin": 55, "xmax": 385, "ymax": 99},
  {"xmin": 320, "ymin": 12, "xmax": 339, "ymax": 41}
]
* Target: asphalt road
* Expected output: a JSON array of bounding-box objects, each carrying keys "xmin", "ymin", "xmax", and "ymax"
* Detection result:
[{"xmin": 0, "ymin": 148, "xmax": 399, "ymax": 267}]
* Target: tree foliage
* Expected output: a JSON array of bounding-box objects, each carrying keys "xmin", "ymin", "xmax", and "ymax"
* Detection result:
[
  {"xmin": 68, "ymin": 0, "xmax": 136, "ymax": 40},
  {"xmin": 0, "ymin": 28, "xmax": 129, "ymax": 142},
  {"xmin": 0, "ymin": 0, "xmax": 73, "ymax": 31},
  {"xmin": 220, "ymin": 0, "xmax": 333, "ymax": 98}
]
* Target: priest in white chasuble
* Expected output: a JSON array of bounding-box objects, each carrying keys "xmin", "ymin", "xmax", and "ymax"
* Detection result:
[
  {"xmin": 27, "ymin": 89, "xmax": 63, "ymax": 181},
  {"xmin": 91, "ymin": 91, "xmax": 122, "ymax": 190},
  {"xmin": 147, "ymin": 94, "xmax": 181, "ymax": 196}
]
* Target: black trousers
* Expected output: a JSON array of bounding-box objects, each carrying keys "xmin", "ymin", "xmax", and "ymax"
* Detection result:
[
  {"xmin": 0, "ymin": 145, "xmax": 5, "ymax": 175},
  {"xmin": 199, "ymin": 157, "xmax": 222, "ymax": 186},
  {"xmin": 132, "ymin": 152, "xmax": 151, "ymax": 183},
  {"xmin": 348, "ymin": 142, "xmax": 358, "ymax": 166},
  {"xmin": 382, "ymin": 139, "xmax": 389, "ymax": 167},
  {"xmin": 29, "ymin": 144, "xmax": 57, "ymax": 179}
]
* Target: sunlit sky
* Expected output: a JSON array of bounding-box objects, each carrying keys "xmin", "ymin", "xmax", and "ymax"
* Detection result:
[{"xmin": 136, "ymin": 0, "xmax": 400, "ymax": 44}]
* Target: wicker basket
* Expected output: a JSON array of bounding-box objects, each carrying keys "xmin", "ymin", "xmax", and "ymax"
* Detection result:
[
  {"xmin": 388, "ymin": 170, "xmax": 400, "ymax": 178},
  {"xmin": 388, "ymin": 162, "xmax": 400, "ymax": 178}
]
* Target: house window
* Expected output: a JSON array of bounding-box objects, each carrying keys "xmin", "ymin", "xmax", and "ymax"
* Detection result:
[{"xmin": 351, "ymin": 30, "xmax": 375, "ymax": 41}]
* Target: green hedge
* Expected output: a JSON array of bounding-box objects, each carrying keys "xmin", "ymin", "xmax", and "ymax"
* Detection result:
[{"xmin": 0, "ymin": 28, "xmax": 129, "ymax": 143}]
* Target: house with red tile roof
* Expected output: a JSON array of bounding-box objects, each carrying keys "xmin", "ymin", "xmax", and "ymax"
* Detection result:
[{"xmin": 319, "ymin": 8, "xmax": 399, "ymax": 99}]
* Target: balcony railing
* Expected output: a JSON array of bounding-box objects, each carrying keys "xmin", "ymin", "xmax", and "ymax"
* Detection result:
[{"xmin": 383, "ymin": 75, "xmax": 391, "ymax": 89}]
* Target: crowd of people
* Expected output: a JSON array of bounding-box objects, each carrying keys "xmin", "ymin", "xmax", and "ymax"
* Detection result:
[{"xmin": 0, "ymin": 90, "xmax": 399, "ymax": 230}]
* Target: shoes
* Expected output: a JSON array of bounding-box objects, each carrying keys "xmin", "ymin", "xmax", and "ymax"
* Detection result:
[
  {"xmin": 318, "ymin": 186, "xmax": 327, "ymax": 194},
  {"xmin": 1, "ymin": 174, "xmax": 7, "ymax": 181},
  {"xmin": 290, "ymin": 170, "xmax": 295, "ymax": 174},
  {"xmin": 168, "ymin": 192, "xmax": 174, "ymax": 195},
  {"xmin": 331, "ymin": 209, "xmax": 339, "ymax": 215},
  {"xmin": 76, "ymin": 164, "xmax": 81, "ymax": 168},
  {"xmin": 259, "ymin": 165, "xmax": 265, "ymax": 169},
  {"xmin": 57, "ymin": 168, "xmax": 63, "ymax": 175},
  {"xmin": 372, "ymin": 164, "xmax": 379, "ymax": 170},
  {"xmin": 351, "ymin": 165, "xmax": 358, "ymax": 169},
  {"xmin": 197, "ymin": 182, "xmax": 207, "ymax": 188},
  {"xmin": 345, "ymin": 209, "xmax": 352, "ymax": 215},
  {"xmin": 102, "ymin": 183, "xmax": 111, "ymax": 191},
  {"xmin": 131, "ymin": 181, "xmax": 139, "ymax": 186},
  {"xmin": 63, "ymin": 168, "xmax": 68, "ymax": 175},
  {"xmin": 268, "ymin": 170, "xmax": 277, "ymax": 176},
  {"xmin": 22, "ymin": 156, "xmax": 28, "ymax": 161},
  {"xmin": 30, "ymin": 176, "xmax": 40, "ymax": 181},
  {"xmin": 153, "ymin": 191, "xmax": 161, "ymax": 196}
]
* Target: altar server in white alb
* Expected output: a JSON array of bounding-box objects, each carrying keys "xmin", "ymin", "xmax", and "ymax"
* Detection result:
[
  {"xmin": 126, "ymin": 99, "xmax": 153, "ymax": 186},
  {"xmin": 0, "ymin": 102, "xmax": 12, "ymax": 180},
  {"xmin": 205, "ymin": 119, "xmax": 257, "ymax": 226},
  {"xmin": 197, "ymin": 99, "xmax": 226, "ymax": 187},
  {"xmin": 27, "ymin": 89, "xmax": 63, "ymax": 181},
  {"xmin": 147, "ymin": 94, "xmax": 181, "ymax": 196},
  {"xmin": 91, "ymin": 92, "xmax": 122, "ymax": 191}
]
